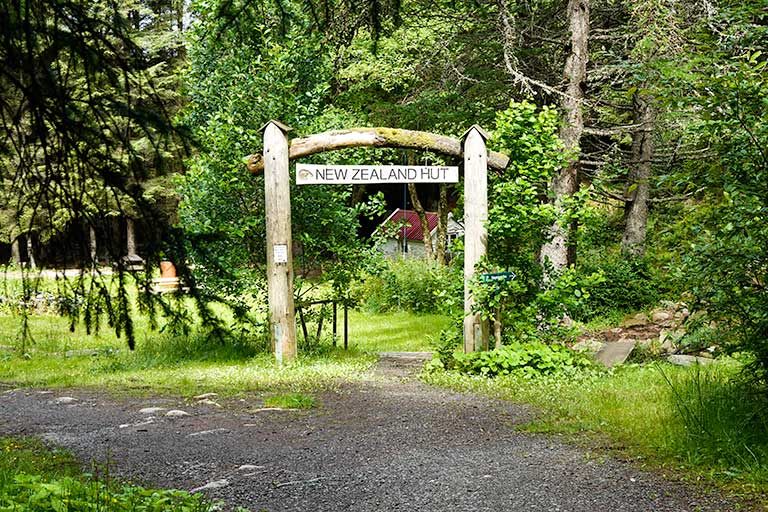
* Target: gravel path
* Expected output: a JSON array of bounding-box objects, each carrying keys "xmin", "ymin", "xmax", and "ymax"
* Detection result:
[{"xmin": 0, "ymin": 358, "xmax": 740, "ymax": 512}]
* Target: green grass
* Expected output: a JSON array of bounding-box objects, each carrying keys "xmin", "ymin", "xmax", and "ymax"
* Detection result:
[
  {"xmin": 423, "ymin": 360, "xmax": 768, "ymax": 495},
  {"xmin": 0, "ymin": 437, "xmax": 225, "ymax": 511},
  {"xmin": 0, "ymin": 304, "xmax": 446, "ymax": 395},
  {"xmin": 347, "ymin": 311, "xmax": 451, "ymax": 352}
]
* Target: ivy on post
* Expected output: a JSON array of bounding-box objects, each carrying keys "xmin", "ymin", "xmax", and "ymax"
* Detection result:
[
  {"xmin": 261, "ymin": 120, "xmax": 297, "ymax": 364},
  {"xmin": 462, "ymin": 125, "xmax": 490, "ymax": 353}
]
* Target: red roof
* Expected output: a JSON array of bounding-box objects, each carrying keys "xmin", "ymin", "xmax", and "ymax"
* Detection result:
[{"xmin": 377, "ymin": 209, "xmax": 438, "ymax": 241}]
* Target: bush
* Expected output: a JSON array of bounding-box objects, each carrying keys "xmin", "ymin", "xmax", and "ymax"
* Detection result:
[
  {"xmin": 0, "ymin": 438, "xmax": 226, "ymax": 512},
  {"xmin": 570, "ymin": 255, "xmax": 661, "ymax": 321},
  {"xmin": 356, "ymin": 258, "xmax": 462, "ymax": 315},
  {"xmin": 442, "ymin": 342, "xmax": 595, "ymax": 378}
]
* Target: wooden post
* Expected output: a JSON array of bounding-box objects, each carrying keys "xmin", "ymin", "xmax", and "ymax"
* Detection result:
[
  {"xmin": 343, "ymin": 302, "xmax": 348, "ymax": 350},
  {"xmin": 263, "ymin": 120, "xmax": 297, "ymax": 364},
  {"xmin": 462, "ymin": 125, "xmax": 490, "ymax": 353},
  {"xmin": 332, "ymin": 301, "xmax": 337, "ymax": 347}
]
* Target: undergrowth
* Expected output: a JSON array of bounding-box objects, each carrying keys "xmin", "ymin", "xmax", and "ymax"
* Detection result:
[{"xmin": 0, "ymin": 437, "xmax": 234, "ymax": 511}]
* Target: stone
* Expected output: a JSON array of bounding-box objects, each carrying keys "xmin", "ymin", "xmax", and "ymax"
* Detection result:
[
  {"xmin": 237, "ymin": 464, "xmax": 265, "ymax": 471},
  {"xmin": 667, "ymin": 354, "xmax": 714, "ymax": 366},
  {"xmin": 659, "ymin": 330, "xmax": 675, "ymax": 352},
  {"xmin": 191, "ymin": 479, "xmax": 230, "ymax": 493},
  {"xmin": 139, "ymin": 407, "xmax": 166, "ymax": 415},
  {"xmin": 165, "ymin": 409, "xmax": 190, "ymax": 418},
  {"xmin": 188, "ymin": 428, "xmax": 229, "ymax": 437},
  {"xmin": 651, "ymin": 311, "xmax": 672, "ymax": 323},
  {"xmin": 595, "ymin": 341, "xmax": 636, "ymax": 368},
  {"xmin": 54, "ymin": 397, "xmax": 78, "ymax": 405},
  {"xmin": 197, "ymin": 399, "xmax": 221, "ymax": 407},
  {"xmin": 572, "ymin": 339, "xmax": 605, "ymax": 354},
  {"xmin": 619, "ymin": 313, "xmax": 649, "ymax": 328},
  {"xmin": 193, "ymin": 392, "xmax": 219, "ymax": 400}
]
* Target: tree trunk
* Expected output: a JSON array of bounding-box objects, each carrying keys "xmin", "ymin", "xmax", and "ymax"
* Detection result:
[
  {"xmin": 540, "ymin": 0, "xmax": 589, "ymax": 273},
  {"xmin": 89, "ymin": 225, "xmax": 98, "ymax": 264},
  {"xmin": 10, "ymin": 238, "xmax": 21, "ymax": 265},
  {"xmin": 26, "ymin": 235, "xmax": 36, "ymax": 268},
  {"xmin": 407, "ymin": 182, "xmax": 434, "ymax": 261},
  {"xmin": 126, "ymin": 218, "xmax": 138, "ymax": 257},
  {"xmin": 349, "ymin": 185, "xmax": 367, "ymax": 206},
  {"xmin": 435, "ymin": 184, "xmax": 449, "ymax": 265},
  {"xmin": 621, "ymin": 91, "xmax": 654, "ymax": 257}
]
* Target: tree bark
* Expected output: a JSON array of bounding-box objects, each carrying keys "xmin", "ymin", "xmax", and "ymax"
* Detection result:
[
  {"xmin": 26, "ymin": 235, "xmax": 36, "ymax": 268},
  {"xmin": 621, "ymin": 91, "xmax": 654, "ymax": 257},
  {"xmin": 407, "ymin": 183, "xmax": 434, "ymax": 261},
  {"xmin": 89, "ymin": 225, "xmax": 98, "ymax": 264},
  {"xmin": 126, "ymin": 218, "xmax": 138, "ymax": 258},
  {"xmin": 540, "ymin": 0, "xmax": 589, "ymax": 273},
  {"xmin": 247, "ymin": 127, "xmax": 510, "ymax": 174},
  {"xmin": 10, "ymin": 238, "xmax": 21, "ymax": 265},
  {"xmin": 11, "ymin": 238, "xmax": 21, "ymax": 265},
  {"xmin": 435, "ymin": 184, "xmax": 449, "ymax": 265}
]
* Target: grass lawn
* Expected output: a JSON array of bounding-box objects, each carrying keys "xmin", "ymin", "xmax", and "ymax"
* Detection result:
[
  {"xmin": 347, "ymin": 310, "xmax": 451, "ymax": 352},
  {"xmin": 0, "ymin": 305, "xmax": 450, "ymax": 395}
]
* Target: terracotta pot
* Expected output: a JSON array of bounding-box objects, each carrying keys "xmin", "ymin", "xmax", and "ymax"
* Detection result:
[{"xmin": 160, "ymin": 261, "xmax": 176, "ymax": 278}]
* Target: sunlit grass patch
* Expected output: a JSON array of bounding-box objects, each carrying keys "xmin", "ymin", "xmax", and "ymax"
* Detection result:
[{"xmin": 348, "ymin": 311, "xmax": 451, "ymax": 352}]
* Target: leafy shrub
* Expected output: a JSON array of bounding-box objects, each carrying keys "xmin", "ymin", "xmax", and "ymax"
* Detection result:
[
  {"xmin": 428, "ymin": 327, "xmax": 463, "ymax": 368},
  {"xmin": 445, "ymin": 342, "xmax": 595, "ymax": 378},
  {"xmin": 356, "ymin": 258, "xmax": 462, "ymax": 315},
  {"xmin": 570, "ymin": 255, "xmax": 661, "ymax": 321},
  {"xmin": 0, "ymin": 438, "xmax": 227, "ymax": 512}
]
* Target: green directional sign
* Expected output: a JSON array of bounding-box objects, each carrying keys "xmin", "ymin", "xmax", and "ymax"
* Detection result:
[{"xmin": 480, "ymin": 271, "xmax": 517, "ymax": 283}]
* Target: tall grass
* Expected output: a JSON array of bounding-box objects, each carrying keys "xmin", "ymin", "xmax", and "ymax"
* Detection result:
[{"xmin": 660, "ymin": 364, "xmax": 768, "ymax": 477}]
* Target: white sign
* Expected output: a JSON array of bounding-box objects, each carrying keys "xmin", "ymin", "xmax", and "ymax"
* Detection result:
[
  {"xmin": 296, "ymin": 164, "xmax": 459, "ymax": 185},
  {"xmin": 273, "ymin": 244, "xmax": 288, "ymax": 264}
]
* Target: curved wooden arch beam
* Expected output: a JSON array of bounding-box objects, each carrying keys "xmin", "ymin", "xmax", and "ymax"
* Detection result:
[{"xmin": 246, "ymin": 127, "xmax": 510, "ymax": 174}]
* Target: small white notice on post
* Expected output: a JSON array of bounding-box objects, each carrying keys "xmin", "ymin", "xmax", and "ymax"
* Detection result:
[
  {"xmin": 273, "ymin": 244, "xmax": 288, "ymax": 264},
  {"xmin": 296, "ymin": 164, "xmax": 459, "ymax": 185}
]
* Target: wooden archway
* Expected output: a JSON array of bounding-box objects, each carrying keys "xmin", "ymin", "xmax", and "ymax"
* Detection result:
[{"xmin": 250, "ymin": 123, "xmax": 507, "ymax": 363}]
